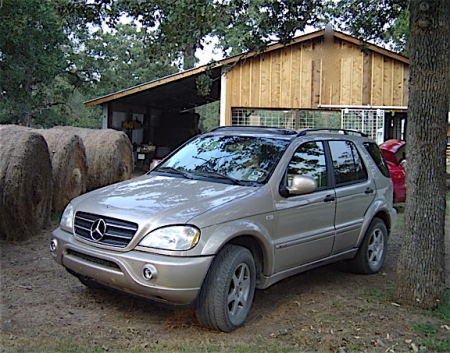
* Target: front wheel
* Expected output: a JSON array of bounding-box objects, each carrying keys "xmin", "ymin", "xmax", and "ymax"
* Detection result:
[
  {"xmin": 349, "ymin": 218, "xmax": 388, "ymax": 274},
  {"xmin": 195, "ymin": 244, "xmax": 256, "ymax": 332}
]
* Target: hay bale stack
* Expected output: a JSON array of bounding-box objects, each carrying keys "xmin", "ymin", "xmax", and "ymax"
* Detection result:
[
  {"xmin": 55, "ymin": 127, "xmax": 133, "ymax": 191},
  {"xmin": 0, "ymin": 125, "xmax": 53, "ymax": 241},
  {"xmin": 36, "ymin": 128, "xmax": 88, "ymax": 214}
]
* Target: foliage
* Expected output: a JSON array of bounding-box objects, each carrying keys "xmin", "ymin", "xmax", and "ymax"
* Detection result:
[
  {"xmin": 0, "ymin": 0, "xmax": 178, "ymax": 127},
  {"xmin": 69, "ymin": 23, "xmax": 178, "ymax": 97},
  {"xmin": 0, "ymin": 0, "xmax": 68, "ymax": 126},
  {"xmin": 321, "ymin": 0, "xmax": 409, "ymax": 55},
  {"xmin": 101, "ymin": 0, "xmax": 323, "ymax": 69},
  {"xmin": 196, "ymin": 101, "xmax": 220, "ymax": 132},
  {"xmin": 215, "ymin": 0, "xmax": 323, "ymax": 55}
]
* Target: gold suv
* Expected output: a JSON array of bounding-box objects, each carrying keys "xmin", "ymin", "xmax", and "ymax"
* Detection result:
[{"xmin": 51, "ymin": 127, "xmax": 396, "ymax": 332}]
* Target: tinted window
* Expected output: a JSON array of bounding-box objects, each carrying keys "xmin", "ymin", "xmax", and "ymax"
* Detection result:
[
  {"xmin": 364, "ymin": 142, "xmax": 390, "ymax": 177},
  {"xmin": 157, "ymin": 135, "xmax": 290, "ymax": 185},
  {"xmin": 287, "ymin": 141, "xmax": 328, "ymax": 188},
  {"xmin": 329, "ymin": 141, "xmax": 368, "ymax": 185}
]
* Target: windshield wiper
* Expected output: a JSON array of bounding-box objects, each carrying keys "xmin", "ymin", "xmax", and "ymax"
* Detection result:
[
  {"xmin": 196, "ymin": 171, "xmax": 243, "ymax": 185},
  {"xmin": 156, "ymin": 167, "xmax": 193, "ymax": 179}
]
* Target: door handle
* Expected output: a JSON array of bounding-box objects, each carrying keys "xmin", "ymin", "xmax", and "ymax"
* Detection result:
[
  {"xmin": 324, "ymin": 195, "xmax": 335, "ymax": 202},
  {"xmin": 365, "ymin": 188, "xmax": 374, "ymax": 194}
]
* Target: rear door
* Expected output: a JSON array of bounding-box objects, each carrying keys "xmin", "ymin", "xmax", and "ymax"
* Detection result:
[{"xmin": 328, "ymin": 140, "xmax": 376, "ymax": 254}]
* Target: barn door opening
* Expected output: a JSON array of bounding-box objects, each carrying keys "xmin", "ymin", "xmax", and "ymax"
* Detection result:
[{"xmin": 341, "ymin": 109, "xmax": 385, "ymax": 143}]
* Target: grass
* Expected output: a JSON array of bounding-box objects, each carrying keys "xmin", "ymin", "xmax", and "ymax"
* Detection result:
[
  {"xmin": 412, "ymin": 290, "xmax": 450, "ymax": 352},
  {"xmin": 394, "ymin": 202, "xmax": 405, "ymax": 228},
  {"xmin": 362, "ymin": 288, "xmax": 393, "ymax": 303},
  {"xmin": 414, "ymin": 323, "xmax": 437, "ymax": 335},
  {"xmin": 432, "ymin": 290, "xmax": 450, "ymax": 321},
  {"xmin": 420, "ymin": 339, "xmax": 450, "ymax": 352}
]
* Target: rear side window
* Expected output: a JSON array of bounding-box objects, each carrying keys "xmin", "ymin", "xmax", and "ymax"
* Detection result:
[
  {"xmin": 329, "ymin": 141, "xmax": 368, "ymax": 185},
  {"xmin": 364, "ymin": 142, "xmax": 390, "ymax": 178}
]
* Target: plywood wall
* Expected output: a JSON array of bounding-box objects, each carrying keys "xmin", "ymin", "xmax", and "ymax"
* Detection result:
[{"xmin": 223, "ymin": 36, "xmax": 409, "ymax": 123}]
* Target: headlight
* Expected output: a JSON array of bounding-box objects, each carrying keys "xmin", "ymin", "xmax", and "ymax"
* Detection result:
[
  {"xmin": 139, "ymin": 225, "xmax": 200, "ymax": 251},
  {"xmin": 60, "ymin": 203, "xmax": 74, "ymax": 232}
]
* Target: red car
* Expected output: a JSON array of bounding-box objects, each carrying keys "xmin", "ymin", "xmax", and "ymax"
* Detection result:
[{"xmin": 379, "ymin": 139, "xmax": 407, "ymax": 203}]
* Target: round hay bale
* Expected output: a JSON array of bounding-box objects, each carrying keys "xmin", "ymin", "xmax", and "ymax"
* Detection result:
[
  {"xmin": 35, "ymin": 128, "xmax": 88, "ymax": 214},
  {"xmin": 0, "ymin": 125, "xmax": 53, "ymax": 241},
  {"xmin": 55, "ymin": 127, "xmax": 133, "ymax": 191}
]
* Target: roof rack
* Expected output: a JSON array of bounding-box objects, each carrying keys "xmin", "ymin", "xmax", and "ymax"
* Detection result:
[
  {"xmin": 210, "ymin": 126, "xmax": 297, "ymax": 136},
  {"xmin": 297, "ymin": 128, "xmax": 368, "ymax": 137}
]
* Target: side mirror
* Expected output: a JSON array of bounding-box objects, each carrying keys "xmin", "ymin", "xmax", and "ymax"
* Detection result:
[
  {"xmin": 149, "ymin": 160, "xmax": 161, "ymax": 171},
  {"xmin": 287, "ymin": 175, "xmax": 317, "ymax": 195}
]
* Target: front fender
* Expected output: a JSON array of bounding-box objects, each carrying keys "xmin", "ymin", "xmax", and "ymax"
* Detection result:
[{"xmin": 200, "ymin": 215, "xmax": 275, "ymax": 275}]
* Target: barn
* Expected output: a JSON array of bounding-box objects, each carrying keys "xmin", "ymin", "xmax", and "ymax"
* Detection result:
[{"xmin": 85, "ymin": 28, "xmax": 410, "ymax": 164}]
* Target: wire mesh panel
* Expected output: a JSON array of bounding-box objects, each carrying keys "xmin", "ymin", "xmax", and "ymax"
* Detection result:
[
  {"xmin": 231, "ymin": 109, "xmax": 296, "ymax": 129},
  {"xmin": 231, "ymin": 109, "xmax": 340, "ymax": 131},
  {"xmin": 341, "ymin": 109, "xmax": 385, "ymax": 143}
]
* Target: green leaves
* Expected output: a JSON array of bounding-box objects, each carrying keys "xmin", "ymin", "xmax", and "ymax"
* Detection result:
[
  {"xmin": 0, "ymin": 0, "xmax": 67, "ymax": 125},
  {"xmin": 321, "ymin": 0, "xmax": 409, "ymax": 55},
  {"xmin": 0, "ymin": 0, "xmax": 412, "ymax": 127}
]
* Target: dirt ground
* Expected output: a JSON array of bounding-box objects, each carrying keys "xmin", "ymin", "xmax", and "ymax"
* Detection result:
[{"xmin": 1, "ymin": 209, "xmax": 449, "ymax": 353}]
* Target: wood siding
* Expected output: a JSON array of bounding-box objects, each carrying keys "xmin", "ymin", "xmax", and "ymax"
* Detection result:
[{"xmin": 224, "ymin": 36, "xmax": 409, "ymax": 123}]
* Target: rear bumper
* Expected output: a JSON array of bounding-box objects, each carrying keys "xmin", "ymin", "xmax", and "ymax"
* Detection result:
[{"xmin": 50, "ymin": 227, "xmax": 213, "ymax": 305}]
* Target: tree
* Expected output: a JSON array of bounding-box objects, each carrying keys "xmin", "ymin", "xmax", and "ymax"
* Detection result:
[
  {"xmin": 0, "ymin": 0, "xmax": 178, "ymax": 127},
  {"xmin": 105, "ymin": 0, "xmax": 322, "ymax": 70},
  {"xmin": 0, "ymin": 0, "xmax": 67, "ymax": 126},
  {"xmin": 393, "ymin": 0, "xmax": 449, "ymax": 308},
  {"xmin": 321, "ymin": 0, "xmax": 410, "ymax": 55},
  {"xmin": 69, "ymin": 23, "xmax": 178, "ymax": 96},
  {"xmin": 318, "ymin": 0, "xmax": 449, "ymax": 309}
]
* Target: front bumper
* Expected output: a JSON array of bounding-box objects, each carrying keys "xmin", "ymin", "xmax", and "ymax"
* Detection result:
[{"xmin": 50, "ymin": 227, "xmax": 213, "ymax": 306}]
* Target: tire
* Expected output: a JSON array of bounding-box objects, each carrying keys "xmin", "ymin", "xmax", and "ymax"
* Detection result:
[
  {"xmin": 195, "ymin": 244, "xmax": 256, "ymax": 332},
  {"xmin": 78, "ymin": 275, "xmax": 102, "ymax": 289},
  {"xmin": 66, "ymin": 269, "xmax": 102, "ymax": 289},
  {"xmin": 349, "ymin": 218, "xmax": 388, "ymax": 274}
]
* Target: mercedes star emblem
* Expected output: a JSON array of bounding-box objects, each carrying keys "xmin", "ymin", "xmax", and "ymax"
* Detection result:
[{"xmin": 90, "ymin": 219, "xmax": 106, "ymax": 241}]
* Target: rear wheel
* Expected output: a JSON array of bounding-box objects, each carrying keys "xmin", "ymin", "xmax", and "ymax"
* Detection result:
[
  {"xmin": 195, "ymin": 244, "xmax": 256, "ymax": 332},
  {"xmin": 349, "ymin": 218, "xmax": 387, "ymax": 274}
]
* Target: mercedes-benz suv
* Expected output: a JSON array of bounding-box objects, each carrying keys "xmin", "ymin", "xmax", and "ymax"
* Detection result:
[{"xmin": 50, "ymin": 127, "xmax": 396, "ymax": 332}]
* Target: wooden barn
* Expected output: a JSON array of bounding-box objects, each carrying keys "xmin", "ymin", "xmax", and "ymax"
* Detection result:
[{"xmin": 85, "ymin": 28, "xmax": 410, "ymax": 163}]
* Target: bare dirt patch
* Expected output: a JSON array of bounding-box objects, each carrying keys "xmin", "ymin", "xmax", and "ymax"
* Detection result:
[{"xmin": 1, "ymin": 213, "xmax": 449, "ymax": 353}]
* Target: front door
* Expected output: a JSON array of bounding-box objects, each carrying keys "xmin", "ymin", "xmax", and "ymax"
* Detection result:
[{"xmin": 273, "ymin": 141, "xmax": 336, "ymax": 273}]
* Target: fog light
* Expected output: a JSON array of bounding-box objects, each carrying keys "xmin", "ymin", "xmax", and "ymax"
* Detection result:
[
  {"xmin": 50, "ymin": 239, "xmax": 58, "ymax": 252},
  {"xmin": 142, "ymin": 264, "xmax": 157, "ymax": 281}
]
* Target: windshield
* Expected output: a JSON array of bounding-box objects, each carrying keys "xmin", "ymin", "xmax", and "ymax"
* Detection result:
[{"xmin": 154, "ymin": 134, "xmax": 290, "ymax": 185}]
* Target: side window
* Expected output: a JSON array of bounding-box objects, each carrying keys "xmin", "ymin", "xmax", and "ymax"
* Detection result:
[
  {"xmin": 364, "ymin": 142, "xmax": 390, "ymax": 177},
  {"xmin": 329, "ymin": 141, "xmax": 368, "ymax": 185},
  {"xmin": 286, "ymin": 141, "xmax": 328, "ymax": 188}
]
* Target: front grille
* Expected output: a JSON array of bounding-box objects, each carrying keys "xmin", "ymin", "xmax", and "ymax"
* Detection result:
[
  {"xmin": 67, "ymin": 249, "xmax": 121, "ymax": 270},
  {"xmin": 74, "ymin": 212, "xmax": 138, "ymax": 248}
]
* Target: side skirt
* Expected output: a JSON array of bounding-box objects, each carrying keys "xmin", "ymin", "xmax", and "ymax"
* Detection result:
[{"xmin": 256, "ymin": 249, "xmax": 358, "ymax": 289}]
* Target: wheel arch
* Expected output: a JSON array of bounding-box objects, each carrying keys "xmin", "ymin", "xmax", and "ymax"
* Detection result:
[
  {"xmin": 225, "ymin": 235, "xmax": 270, "ymax": 288},
  {"xmin": 374, "ymin": 210, "xmax": 393, "ymax": 235}
]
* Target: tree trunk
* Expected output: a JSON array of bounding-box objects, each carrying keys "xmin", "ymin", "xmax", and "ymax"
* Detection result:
[
  {"xmin": 21, "ymin": 77, "xmax": 33, "ymax": 127},
  {"xmin": 394, "ymin": 0, "xmax": 450, "ymax": 308},
  {"xmin": 21, "ymin": 111, "xmax": 32, "ymax": 127},
  {"xmin": 183, "ymin": 44, "xmax": 197, "ymax": 70}
]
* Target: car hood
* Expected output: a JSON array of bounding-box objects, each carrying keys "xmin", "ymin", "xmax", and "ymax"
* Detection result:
[{"xmin": 71, "ymin": 174, "xmax": 259, "ymax": 231}]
